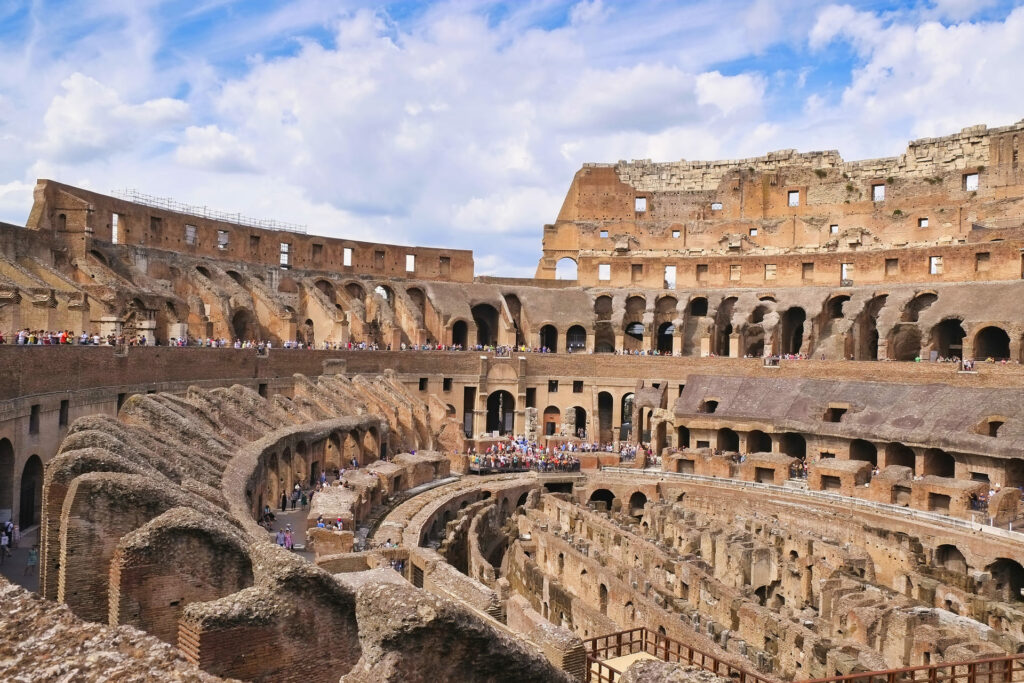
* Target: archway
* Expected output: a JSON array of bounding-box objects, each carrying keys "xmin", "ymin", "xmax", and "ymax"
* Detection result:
[
  {"xmin": 540, "ymin": 325, "xmax": 558, "ymax": 352},
  {"xmin": 566, "ymin": 325, "xmax": 586, "ymax": 352},
  {"xmin": 542, "ymin": 406, "xmax": 560, "ymax": 436},
  {"xmin": 232, "ymin": 309, "xmax": 254, "ymax": 340},
  {"xmin": 624, "ymin": 322, "xmax": 644, "ymax": 350},
  {"xmin": 451, "ymin": 320, "xmax": 468, "ymax": 348},
  {"xmin": 885, "ymin": 442, "xmax": 915, "ymax": 470},
  {"xmin": 923, "ymin": 448, "xmax": 955, "ymax": 477},
  {"xmin": 620, "ymin": 393, "xmax": 635, "ymax": 441},
  {"xmin": 779, "ymin": 432, "xmax": 806, "ymax": 460},
  {"xmin": 935, "ymin": 544, "xmax": 967, "ymax": 573},
  {"xmin": 571, "ymin": 406, "xmax": 587, "ymax": 439},
  {"xmin": 589, "ymin": 488, "xmax": 615, "ymax": 511},
  {"xmin": 597, "ymin": 392, "xmax": 613, "ymax": 443},
  {"xmin": 713, "ymin": 297, "xmax": 737, "ymax": 356},
  {"xmin": 677, "ymin": 425, "xmax": 689, "ymax": 449},
  {"xmin": 19, "ymin": 454, "xmax": 43, "ymax": 527},
  {"xmin": 628, "ymin": 491, "xmax": 647, "ymax": 517},
  {"xmin": 849, "ymin": 439, "xmax": 877, "ymax": 466},
  {"xmin": 555, "ymin": 257, "xmax": 578, "ymax": 280},
  {"xmin": 974, "ymin": 326, "xmax": 1010, "ymax": 360},
  {"xmin": 717, "ymin": 428, "xmax": 739, "ymax": 452},
  {"xmin": 345, "ymin": 282, "xmax": 366, "ymax": 300},
  {"xmin": 599, "ymin": 583, "xmax": 609, "ymax": 614},
  {"xmin": 657, "ymin": 322, "xmax": 675, "ymax": 353},
  {"xmin": 471, "ymin": 304, "xmax": 499, "ymax": 346},
  {"xmin": 0, "ymin": 439, "xmax": 13, "ymax": 518},
  {"xmin": 594, "ymin": 296, "xmax": 615, "ymax": 352},
  {"xmin": 902, "ymin": 292, "xmax": 937, "ymax": 322},
  {"xmin": 486, "ymin": 391, "xmax": 515, "ymax": 435},
  {"xmin": 780, "ymin": 308, "xmax": 806, "ymax": 355},
  {"xmin": 689, "ymin": 297, "xmax": 708, "ymax": 316},
  {"xmin": 987, "ymin": 559, "xmax": 1024, "ymax": 602},
  {"xmin": 889, "ymin": 324, "xmax": 922, "ymax": 361},
  {"xmin": 931, "ymin": 319, "xmax": 966, "ymax": 358},
  {"xmin": 747, "ymin": 430, "xmax": 772, "ymax": 453}
]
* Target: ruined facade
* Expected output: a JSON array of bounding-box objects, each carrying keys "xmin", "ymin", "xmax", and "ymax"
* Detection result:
[{"xmin": 3, "ymin": 122, "xmax": 1024, "ymax": 681}]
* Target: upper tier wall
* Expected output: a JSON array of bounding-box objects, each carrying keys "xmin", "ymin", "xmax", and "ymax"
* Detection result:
[{"xmin": 26, "ymin": 180, "xmax": 474, "ymax": 282}]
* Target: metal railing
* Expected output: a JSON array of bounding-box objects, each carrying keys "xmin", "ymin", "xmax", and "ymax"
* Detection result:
[
  {"xmin": 585, "ymin": 627, "xmax": 771, "ymax": 683},
  {"xmin": 112, "ymin": 188, "xmax": 307, "ymax": 233},
  {"xmin": 597, "ymin": 468, "xmax": 1024, "ymax": 543},
  {"xmin": 805, "ymin": 653, "xmax": 1024, "ymax": 683}
]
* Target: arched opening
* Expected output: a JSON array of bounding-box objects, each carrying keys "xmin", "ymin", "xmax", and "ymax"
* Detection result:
[
  {"xmin": 471, "ymin": 304, "xmax": 499, "ymax": 346},
  {"xmin": 597, "ymin": 392, "xmax": 613, "ymax": 443},
  {"xmin": 620, "ymin": 393, "xmax": 634, "ymax": 441},
  {"xmin": 849, "ymin": 439, "xmax": 877, "ymax": 466},
  {"xmin": 89, "ymin": 249, "xmax": 108, "ymax": 266},
  {"xmin": 689, "ymin": 297, "xmax": 708, "ymax": 317},
  {"xmin": 779, "ymin": 432, "xmax": 806, "ymax": 460},
  {"xmin": 624, "ymin": 296, "xmax": 646, "ymax": 351},
  {"xmin": 974, "ymin": 326, "xmax": 1010, "ymax": 360},
  {"xmin": 923, "ymin": 448, "xmax": 955, "ymax": 477},
  {"xmin": 717, "ymin": 428, "xmax": 739, "ymax": 452},
  {"xmin": 628, "ymin": 491, "xmax": 647, "ymax": 517},
  {"xmin": 57, "ymin": 213, "xmax": 67, "ymax": 230},
  {"xmin": 451, "ymin": 320, "xmax": 468, "ymax": 348},
  {"xmin": 595, "ymin": 296, "xmax": 615, "ymax": 352},
  {"xmin": 571, "ymin": 406, "xmax": 588, "ymax": 439},
  {"xmin": 657, "ymin": 322, "xmax": 675, "ymax": 353},
  {"xmin": 539, "ymin": 325, "xmax": 558, "ymax": 352},
  {"xmin": 595, "ymin": 295, "xmax": 613, "ymax": 321},
  {"xmin": 19, "ymin": 454, "xmax": 43, "ymax": 527},
  {"xmin": 889, "ymin": 324, "xmax": 923, "ymax": 361},
  {"xmin": 599, "ymin": 583, "xmax": 609, "ymax": 614},
  {"xmin": 0, "ymin": 439, "xmax": 13, "ymax": 517},
  {"xmin": 407, "ymin": 287, "xmax": 427, "ymax": 317},
  {"xmin": 345, "ymin": 282, "xmax": 365, "ymax": 300},
  {"xmin": 566, "ymin": 325, "xmax": 586, "ymax": 352},
  {"xmin": 747, "ymin": 430, "xmax": 772, "ymax": 453},
  {"xmin": 315, "ymin": 279, "xmax": 336, "ymax": 300},
  {"xmin": 902, "ymin": 292, "xmax": 937, "ymax": 322},
  {"xmin": 486, "ymin": 390, "xmax": 515, "ymax": 435},
  {"xmin": 828, "ymin": 295, "xmax": 850, "ymax": 319},
  {"xmin": 935, "ymin": 544, "xmax": 967, "ymax": 573},
  {"xmin": 713, "ymin": 297, "xmax": 737, "ymax": 356},
  {"xmin": 589, "ymin": 488, "xmax": 615, "ymax": 511},
  {"xmin": 542, "ymin": 406, "xmax": 560, "ymax": 437},
  {"xmin": 987, "ymin": 559, "xmax": 1024, "ymax": 602},
  {"xmin": 225, "ymin": 270, "xmax": 245, "ymax": 286},
  {"xmin": 780, "ymin": 308, "xmax": 806, "ymax": 354},
  {"xmin": 624, "ymin": 322, "xmax": 644, "ymax": 349},
  {"xmin": 677, "ymin": 425, "xmax": 689, "ymax": 449},
  {"xmin": 931, "ymin": 319, "xmax": 966, "ymax": 358},
  {"xmin": 374, "ymin": 284, "xmax": 391, "ymax": 302},
  {"xmin": 232, "ymin": 309, "xmax": 254, "ymax": 341},
  {"xmin": 555, "ymin": 257, "xmax": 578, "ymax": 280},
  {"xmin": 885, "ymin": 442, "xmax": 915, "ymax": 470},
  {"xmin": 855, "ymin": 295, "xmax": 887, "ymax": 360},
  {"xmin": 557, "ymin": 552, "xmax": 565, "ymax": 575},
  {"xmin": 751, "ymin": 305, "xmax": 769, "ymax": 324},
  {"xmin": 502, "ymin": 293, "xmax": 525, "ymax": 346},
  {"xmin": 195, "ymin": 265, "xmax": 211, "ymax": 279}
]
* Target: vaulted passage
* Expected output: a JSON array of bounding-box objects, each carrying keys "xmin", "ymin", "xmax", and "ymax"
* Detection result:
[{"xmin": 974, "ymin": 326, "xmax": 1010, "ymax": 360}]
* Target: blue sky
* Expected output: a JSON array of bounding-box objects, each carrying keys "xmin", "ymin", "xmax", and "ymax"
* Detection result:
[{"xmin": 0, "ymin": 0, "xmax": 1023, "ymax": 276}]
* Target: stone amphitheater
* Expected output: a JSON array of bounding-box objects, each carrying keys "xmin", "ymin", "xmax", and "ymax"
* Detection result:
[{"xmin": 2, "ymin": 121, "xmax": 1024, "ymax": 682}]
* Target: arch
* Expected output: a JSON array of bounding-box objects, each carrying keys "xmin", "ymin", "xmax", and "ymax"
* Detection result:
[
  {"xmin": 987, "ymin": 559, "xmax": 1024, "ymax": 602},
  {"xmin": 0, "ymin": 438, "xmax": 13, "ymax": 516},
  {"xmin": 502, "ymin": 293, "xmax": 525, "ymax": 346},
  {"xmin": 624, "ymin": 322, "xmax": 644, "ymax": 344},
  {"xmin": 374, "ymin": 284, "xmax": 392, "ymax": 302},
  {"xmin": 451, "ymin": 320, "xmax": 468, "ymax": 348},
  {"xmin": 923, "ymin": 448, "xmax": 955, "ymax": 477},
  {"xmin": 471, "ymin": 304, "xmax": 499, "ymax": 346},
  {"xmin": 571, "ymin": 406, "xmax": 588, "ymax": 439},
  {"xmin": 539, "ymin": 325, "xmax": 558, "ymax": 352},
  {"xmin": 780, "ymin": 307, "xmax": 806, "ymax": 355},
  {"xmin": 620, "ymin": 393, "xmax": 635, "ymax": 441},
  {"xmin": 677, "ymin": 425, "xmax": 690, "ymax": 449},
  {"xmin": 974, "ymin": 326, "xmax": 1010, "ymax": 360},
  {"xmin": 656, "ymin": 322, "xmax": 675, "ymax": 353},
  {"xmin": 557, "ymin": 552, "xmax": 565, "ymax": 575},
  {"xmin": 566, "ymin": 325, "xmax": 586, "ymax": 352},
  {"xmin": 849, "ymin": 439, "xmax": 877, "ymax": 466},
  {"xmin": 555, "ymin": 257, "xmax": 578, "ymax": 280},
  {"xmin": 597, "ymin": 392, "xmax": 614, "ymax": 443},
  {"xmin": 717, "ymin": 428, "xmax": 739, "ymax": 452},
  {"xmin": 855, "ymin": 294, "xmax": 888, "ymax": 360},
  {"xmin": 713, "ymin": 297, "xmax": 737, "ymax": 356},
  {"xmin": 747, "ymin": 430, "xmax": 772, "ymax": 453},
  {"xmin": 931, "ymin": 319, "xmax": 966, "ymax": 358},
  {"xmin": 594, "ymin": 295, "xmax": 613, "ymax": 321},
  {"xmin": 902, "ymin": 292, "xmax": 937, "ymax": 322},
  {"xmin": 407, "ymin": 287, "xmax": 426, "ymax": 316},
  {"xmin": 589, "ymin": 488, "xmax": 615, "ymax": 510},
  {"xmin": 226, "ymin": 270, "xmax": 245, "ymax": 286},
  {"xmin": 935, "ymin": 544, "xmax": 967, "ymax": 573},
  {"xmin": 628, "ymin": 491, "xmax": 647, "ymax": 517},
  {"xmin": 889, "ymin": 324, "xmax": 922, "ymax": 361},
  {"xmin": 542, "ymin": 406, "xmax": 560, "ymax": 436},
  {"xmin": 195, "ymin": 265, "xmax": 212, "ymax": 279},
  {"xmin": 689, "ymin": 297, "xmax": 708, "ymax": 317},
  {"xmin": 19, "ymin": 454, "xmax": 43, "ymax": 527},
  {"xmin": 779, "ymin": 432, "xmax": 806, "ymax": 460},
  {"xmin": 516, "ymin": 492, "xmax": 529, "ymax": 508},
  {"xmin": 345, "ymin": 282, "xmax": 365, "ymax": 300},
  {"xmin": 485, "ymin": 391, "xmax": 515, "ymax": 435},
  {"xmin": 232, "ymin": 309, "xmax": 254, "ymax": 341},
  {"xmin": 885, "ymin": 442, "xmax": 915, "ymax": 470},
  {"xmin": 57, "ymin": 213, "xmax": 67, "ymax": 230},
  {"xmin": 89, "ymin": 249, "xmax": 108, "ymax": 266},
  {"xmin": 599, "ymin": 583, "xmax": 609, "ymax": 614},
  {"xmin": 827, "ymin": 294, "xmax": 851, "ymax": 319},
  {"xmin": 750, "ymin": 305, "xmax": 770, "ymax": 324},
  {"xmin": 314, "ymin": 279, "xmax": 336, "ymax": 300}
]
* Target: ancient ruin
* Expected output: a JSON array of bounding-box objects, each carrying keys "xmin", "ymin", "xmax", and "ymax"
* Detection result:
[{"xmin": 2, "ymin": 122, "xmax": 1024, "ymax": 681}]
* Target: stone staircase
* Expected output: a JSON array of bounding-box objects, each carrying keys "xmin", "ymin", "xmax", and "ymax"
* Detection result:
[{"xmin": 783, "ymin": 477, "xmax": 808, "ymax": 491}]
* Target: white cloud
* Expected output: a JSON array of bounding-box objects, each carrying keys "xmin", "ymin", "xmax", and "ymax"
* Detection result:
[
  {"xmin": 695, "ymin": 71, "xmax": 765, "ymax": 117},
  {"xmin": 175, "ymin": 125, "xmax": 259, "ymax": 173}
]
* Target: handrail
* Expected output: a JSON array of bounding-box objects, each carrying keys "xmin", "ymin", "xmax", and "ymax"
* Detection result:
[{"xmin": 597, "ymin": 467, "xmax": 1024, "ymax": 543}]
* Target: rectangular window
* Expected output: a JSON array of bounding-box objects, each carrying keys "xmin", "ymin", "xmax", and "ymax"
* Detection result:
[
  {"xmin": 787, "ymin": 190, "xmax": 799, "ymax": 207},
  {"xmin": 885, "ymin": 258, "xmax": 899, "ymax": 276},
  {"xmin": 976, "ymin": 252, "xmax": 990, "ymax": 272},
  {"xmin": 671, "ymin": 230, "xmax": 680, "ymax": 238},
  {"xmin": 59, "ymin": 399, "xmax": 69, "ymax": 427},
  {"xmin": 217, "ymin": 230, "xmax": 229, "ymax": 250},
  {"xmin": 258, "ymin": 383, "xmax": 268, "ymax": 398},
  {"xmin": 598, "ymin": 263, "xmax": 611, "ymax": 281},
  {"xmin": 764, "ymin": 264, "xmax": 776, "ymax": 280},
  {"xmin": 439, "ymin": 256, "xmax": 451, "ymax": 276},
  {"xmin": 600, "ymin": 230, "xmax": 608, "ymax": 238},
  {"xmin": 964, "ymin": 173, "xmax": 979, "ymax": 191},
  {"xmin": 749, "ymin": 228, "xmax": 758, "ymax": 237},
  {"xmin": 635, "ymin": 197, "xmax": 647, "ymax": 212},
  {"xmin": 918, "ymin": 217, "xmax": 929, "ymax": 228},
  {"xmin": 573, "ymin": 380, "xmax": 583, "ymax": 393},
  {"xmin": 729, "ymin": 264, "xmax": 741, "ymax": 281},
  {"xmin": 872, "ymin": 184, "xmax": 886, "ymax": 202},
  {"xmin": 802, "ymin": 262, "xmax": 814, "ymax": 280},
  {"xmin": 696, "ymin": 264, "xmax": 708, "ymax": 282},
  {"xmin": 312, "ymin": 243, "xmax": 323, "ymax": 261},
  {"xmin": 664, "ymin": 265, "xmax": 676, "ymax": 290},
  {"xmin": 548, "ymin": 380, "xmax": 558, "ymax": 392},
  {"xmin": 249, "ymin": 235, "xmax": 260, "ymax": 253},
  {"xmin": 841, "ymin": 262, "xmax": 853, "ymax": 280},
  {"xmin": 418, "ymin": 378, "xmax": 428, "ymax": 391},
  {"xmin": 631, "ymin": 264, "xmax": 643, "ymax": 282},
  {"xmin": 711, "ymin": 202, "xmax": 723, "ymax": 211},
  {"xmin": 930, "ymin": 255, "xmax": 943, "ymax": 275},
  {"xmin": 830, "ymin": 224, "xmax": 838, "ymax": 234},
  {"xmin": 279, "ymin": 242, "xmax": 291, "ymax": 268},
  {"xmin": 343, "ymin": 247, "xmax": 353, "ymax": 266},
  {"xmin": 406, "ymin": 254, "xmax": 416, "ymax": 272},
  {"xmin": 111, "ymin": 213, "xmax": 121, "ymax": 244},
  {"xmin": 525, "ymin": 387, "xmax": 536, "ymax": 408},
  {"xmin": 150, "ymin": 216, "xmax": 162, "ymax": 232},
  {"xmin": 29, "ymin": 404, "xmax": 40, "ymax": 434},
  {"xmin": 443, "ymin": 377, "xmax": 453, "ymax": 392},
  {"xmin": 374, "ymin": 250, "xmax": 385, "ymax": 270},
  {"xmin": 185, "ymin": 224, "xmax": 197, "ymax": 245}
]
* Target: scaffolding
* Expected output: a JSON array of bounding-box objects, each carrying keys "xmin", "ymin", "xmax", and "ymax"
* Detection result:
[{"xmin": 111, "ymin": 189, "xmax": 307, "ymax": 234}]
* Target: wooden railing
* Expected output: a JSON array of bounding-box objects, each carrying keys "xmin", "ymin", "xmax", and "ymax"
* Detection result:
[{"xmin": 585, "ymin": 627, "xmax": 1024, "ymax": 683}]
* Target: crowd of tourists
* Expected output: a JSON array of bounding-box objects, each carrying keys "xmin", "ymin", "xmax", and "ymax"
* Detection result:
[{"xmin": 466, "ymin": 438, "xmax": 582, "ymax": 472}]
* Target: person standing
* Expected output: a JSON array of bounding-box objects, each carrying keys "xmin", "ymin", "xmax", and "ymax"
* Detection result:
[{"xmin": 24, "ymin": 544, "xmax": 38, "ymax": 576}]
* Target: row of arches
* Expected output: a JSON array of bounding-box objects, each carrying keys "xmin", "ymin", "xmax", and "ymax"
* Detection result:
[{"xmin": 0, "ymin": 438, "xmax": 43, "ymax": 528}]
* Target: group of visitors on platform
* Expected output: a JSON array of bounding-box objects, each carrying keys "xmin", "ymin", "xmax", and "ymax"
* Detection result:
[
  {"xmin": 2, "ymin": 329, "xmax": 148, "ymax": 346},
  {"xmin": 465, "ymin": 437, "xmax": 581, "ymax": 472}
]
